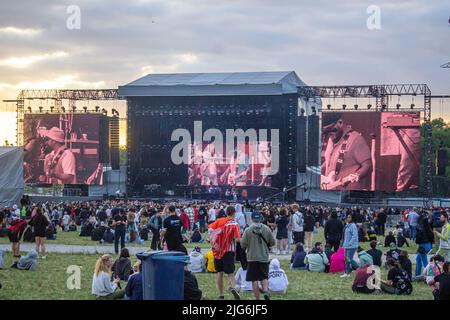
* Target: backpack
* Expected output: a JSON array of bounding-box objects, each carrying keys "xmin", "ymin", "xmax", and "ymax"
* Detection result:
[{"xmin": 22, "ymin": 226, "xmax": 35, "ymax": 242}]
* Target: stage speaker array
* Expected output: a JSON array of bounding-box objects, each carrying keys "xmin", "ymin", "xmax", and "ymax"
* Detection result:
[
  {"xmin": 307, "ymin": 114, "xmax": 320, "ymax": 166},
  {"xmin": 296, "ymin": 115, "xmax": 307, "ymax": 172},
  {"xmin": 99, "ymin": 115, "xmax": 110, "ymax": 164},
  {"xmin": 437, "ymin": 146, "xmax": 447, "ymax": 176},
  {"xmin": 110, "ymin": 115, "xmax": 120, "ymax": 170}
]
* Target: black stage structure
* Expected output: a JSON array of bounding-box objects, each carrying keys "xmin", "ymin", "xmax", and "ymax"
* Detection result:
[{"xmin": 119, "ymin": 72, "xmax": 306, "ymax": 199}]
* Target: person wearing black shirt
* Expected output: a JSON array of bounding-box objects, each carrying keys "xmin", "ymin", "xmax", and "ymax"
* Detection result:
[
  {"xmin": 384, "ymin": 231, "xmax": 396, "ymax": 247},
  {"xmin": 429, "ymin": 262, "xmax": 450, "ymax": 300},
  {"xmin": 113, "ymin": 210, "xmax": 127, "ymax": 255},
  {"xmin": 381, "ymin": 258, "xmax": 413, "ymax": 295},
  {"xmin": 366, "ymin": 240, "xmax": 383, "ymax": 267},
  {"xmin": 399, "ymin": 250, "xmax": 412, "ymax": 281},
  {"xmin": 324, "ymin": 211, "xmax": 343, "ymax": 252},
  {"xmin": 161, "ymin": 206, "xmax": 187, "ymax": 255},
  {"xmin": 198, "ymin": 206, "xmax": 207, "ymax": 233}
]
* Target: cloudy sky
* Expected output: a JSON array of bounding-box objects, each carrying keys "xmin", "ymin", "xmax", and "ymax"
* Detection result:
[{"xmin": 0, "ymin": 0, "xmax": 449, "ymax": 144}]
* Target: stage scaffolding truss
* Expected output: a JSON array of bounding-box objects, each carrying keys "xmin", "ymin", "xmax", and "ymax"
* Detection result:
[
  {"xmin": 297, "ymin": 84, "xmax": 433, "ymax": 203},
  {"xmin": 13, "ymin": 89, "xmax": 123, "ymax": 147}
]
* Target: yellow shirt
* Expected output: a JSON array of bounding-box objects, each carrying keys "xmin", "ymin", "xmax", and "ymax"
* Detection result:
[{"xmin": 204, "ymin": 250, "xmax": 216, "ymax": 273}]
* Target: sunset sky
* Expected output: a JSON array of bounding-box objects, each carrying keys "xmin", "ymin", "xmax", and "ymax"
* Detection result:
[{"xmin": 0, "ymin": 0, "xmax": 449, "ymax": 146}]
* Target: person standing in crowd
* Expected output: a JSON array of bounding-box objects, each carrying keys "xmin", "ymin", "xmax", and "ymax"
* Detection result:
[
  {"xmin": 112, "ymin": 209, "xmax": 127, "ymax": 255},
  {"xmin": 161, "ymin": 205, "xmax": 187, "ymax": 255},
  {"xmin": 29, "ymin": 207, "xmax": 49, "ymax": 259},
  {"xmin": 92, "ymin": 254, "xmax": 124, "ymax": 300},
  {"xmin": 198, "ymin": 204, "xmax": 207, "ymax": 233},
  {"xmin": 240, "ymin": 211, "xmax": 275, "ymax": 300},
  {"xmin": 8, "ymin": 207, "xmax": 27, "ymax": 259},
  {"xmin": 291, "ymin": 204, "xmax": 304, "ymax": 246},
  {"xmin": 376, "ymin": 209, "xmax": 387, "ymax": 236},
  {"xmin": 430, "ymin": 208, "xmax": 444, "ymax": 251},
  {"xmin": 324, "ymin": 210, "xmax": 343, "ymax": 252},
  {"xmin": 415, "ymin": 213, "xmax": 434, "ymax": 277},
  {"xmin": 435, "ymin": 211, "xmax": 450, "ymax": 262},
  {"xmin": 341, "ymin": 213, "xmax": 359, "ymax": 278},
  {"xmin": 303, "ymin": 210, "xmax": 315, "ymax": 252},
  {"xmin": 208, "ymin": 205, "xmax": 217, "ymax": 225},
  {"xmin": 275, "ymin": 208, "xmax": 289, "ymax": 255},
  {"xmin": 149, "ymin": 210, "xmax": 163, "ymax": 250},
  {"xmin": 208, "ymin": 206, "xmax": 241, "ymax": 300},
  {"xmin": 407, "ymin": 208, "xmax": 420, "ymax": 240}
]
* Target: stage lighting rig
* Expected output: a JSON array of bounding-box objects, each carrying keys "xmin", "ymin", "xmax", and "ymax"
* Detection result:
[
  {"xmin": 367, "ymin": 104, "xmax": 372, "ymax": 110},
  {"xmin": 38, "ymin": 106, "xmax": 43, "ymax": 113},
  {"xmin": 72, "ymin": 106, "xmax": 76, "ymax": 113},
  {"xmin": 95, "ymin": 106, "xmax": 100, "ymax": 112},
  {"xmin": 83, "ymin": 106, "xmax": 88, "ymax": 113},
  {"xmin": 61, "ymin": 106, "xmax": 66, "ymax": 113}
]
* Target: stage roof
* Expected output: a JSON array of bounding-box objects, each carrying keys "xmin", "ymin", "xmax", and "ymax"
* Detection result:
[{"xmin": 118, "ymin": 71, "xmax": 306, "ymax": 97}]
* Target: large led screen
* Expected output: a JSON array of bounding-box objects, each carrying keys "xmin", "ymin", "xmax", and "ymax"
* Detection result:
[
  {"xmin": 23, "ymin": 114, "xmax": 104, "ymax": 185},
  {"xmin": 321, "ymin": 112, "xmax": 420, "ymax": 192}
]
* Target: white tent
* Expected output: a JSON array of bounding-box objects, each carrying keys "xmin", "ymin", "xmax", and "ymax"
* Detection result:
[{"xmin": 0, "ymin": 147, "xmax": 23, "ymax": 207}]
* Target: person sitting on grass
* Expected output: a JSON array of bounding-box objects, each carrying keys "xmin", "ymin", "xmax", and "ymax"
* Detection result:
[
  {"xmin": 399, "ymin": 250, "xmax": 412, "ymax": 281},
  {"xmin": 184, "ymin": 262, "xmax": 203, "ymax": 300},
  {"xmin": 102, "ymin": 227, "xmax": 114, "ymax": 244},
  {"xmin": 357, "ymin": 246, "xmax": 373, "ymax": 267},
  {"xmin": 413, "ymin": 254, "xmax": 444, "ymax": 285},
  {"xmin": 204, "ymin": 249, "xmax": 216, "ymax": 273},
  {"xmin": 329, "ymin": 247, "xmax": 345, "ymax": 273},
  {"xmin": 268, "ymin": 258, "xmax": 289, "ymax": 294},
  {"xmin": 91, "ymin": 224, "xmax": 104, "ymax": 242},
  {"xmin": 112, "ymin": 248, "xmax": 134, "ymax": 281},
  {"xmin": 384, "ymin": 231, "xmax": 396, "ymax": 248},
  {"xmin": 366, "ymin": 240, "xmax": 383, "ymax": 267},
  {"xmin": 305, "ymin": 242, "xmax": 329, "ymax": 273},
  {"xmin": 428, "ymin": 261, "xmax": 450, "ymax": 300},
  {"xmin": 189, "ymin": 246, "xmax": 205, "ymax": 273},
  {"xmin": 324, "ymin": 243, "xmax": 333, "ymax": 262},
  {"xmin": 385, "ymin": 242, "xmax": 401, "ymax": 265},
  {"xmin": 0, "ymin": 248, "xmax": 4, "ymax": 269},
  {"xmin": 235, "ymin": 265, "xmax": 253, "ymax": 293},
  {"xmin": 367, "ymin": 226, "xmax": 377, "ymax": 242},
  {"xmin": 395, "ymin": 224, "xmax": 409, "ymax": 248},
  {"xmin": 92, "ymin": 254, "xmax": 125, "ymax": 300},
  {"xmin": 11, "ymin": 249, "xmax": 38, "ymax": 271},
  {"xmin": 125, "ymin": 261, "xmax": 143, "ymax": 300},
  {"xmin": 191, "ymin": 227, "xmax": 204, "ymax": 243},
  {"xmin": 290, "ymin": 243, "xmax": 307, "ymax": 270},
  {"xmin": 380, "ymin": 258, "xmax": 413, "ymax": 295},
  {"xmin": 352, "ymin": 264, "xmax": 379, "ymax": 294}
]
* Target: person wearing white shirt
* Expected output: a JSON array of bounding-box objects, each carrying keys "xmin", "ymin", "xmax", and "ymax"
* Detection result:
[
  {"xmin": 92, "ymin": 254, "xmax": 124, "ymax": 300},
  {"xmin": 268, "ymin": 259, "xmax": 289, "ymax": 294},
  {"xmin": 208, "ymin": 206, "xmax": 216, "ymax": 224}
]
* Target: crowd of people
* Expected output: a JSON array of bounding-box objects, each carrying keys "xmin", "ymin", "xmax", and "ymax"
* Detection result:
[{"xmin": 0, "ymin": 198, "xmax": 449, "ymax": 300}]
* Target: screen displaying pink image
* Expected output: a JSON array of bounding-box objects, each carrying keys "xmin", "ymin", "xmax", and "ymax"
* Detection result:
[
  {"xmin": 23, "ymin": 114, "xmax": 103, "ymax": 185},
  {"xmin": 320, "ymin": 112, "xmax": 420, "ymax": 192},
  {"xmin": 187, "ymin": 141, "xmax": 273, "ymax": 187}
]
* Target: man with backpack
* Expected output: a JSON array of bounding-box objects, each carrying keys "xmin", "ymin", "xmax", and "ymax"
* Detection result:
[
  {"xmin": 240, "ymin": 211, "xmax": 275, "ymax": 300},
  {"xmin": 208, "ymin": 205, "xmax": 241, "ymax": 300},
  {"xmin": 148, "ymin": 210, "xmax": 163, "ymax": 250}
]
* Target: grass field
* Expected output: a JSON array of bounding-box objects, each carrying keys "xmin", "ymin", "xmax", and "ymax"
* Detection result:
[
  {"xmin": 0, "ymin": 226, "xmax": 433, "ymax": 254},
  {"xmin": 0, "ymin": 252, "xmax": 433, "ymax": 300}
]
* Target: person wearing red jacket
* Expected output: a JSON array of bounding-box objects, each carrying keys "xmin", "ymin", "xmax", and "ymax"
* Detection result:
[{"xmin": 180, "ymin": 210, "xmax": 191, "ymax": 242}]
